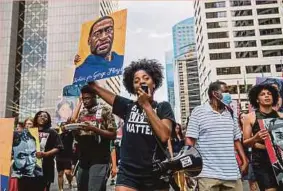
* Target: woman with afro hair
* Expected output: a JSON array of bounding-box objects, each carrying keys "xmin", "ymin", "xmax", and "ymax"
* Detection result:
[
  {"xmin": 243, "ymin": 84, "xmax": 283, "ymax": 191},
  {"xmin": 88, "ymin": 58, "xmax": 176, "ymax": 191}
]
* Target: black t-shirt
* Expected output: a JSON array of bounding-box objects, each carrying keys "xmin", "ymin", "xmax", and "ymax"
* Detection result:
[
  {"xmin": 39, "ymin": 128, "xmax": 63, "ymax": 182},
  {"xmin": 57, "ymin": 131, "xmax": 74, "ymax": 160},
  {"xmin": 171, "ymin": 138, "xmax": 184, "ymax": 154},
  {"xmin": 112, "ymin": 96, "xmax": 175, "ymax": 177}
]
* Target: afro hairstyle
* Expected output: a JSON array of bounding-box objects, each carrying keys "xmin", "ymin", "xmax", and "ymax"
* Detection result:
[
  {"xmin": 123, "ymin": 58, "xmax": 164, "ymax": 94},
  {"xmin": 248, "ymin": 84, "xmax": 279, "ymax": 109}
]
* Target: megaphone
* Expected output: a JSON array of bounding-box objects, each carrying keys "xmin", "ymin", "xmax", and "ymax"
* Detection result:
[{"xmin": 153, "ymin": 145, "xmax": 203, "ymax": 177}]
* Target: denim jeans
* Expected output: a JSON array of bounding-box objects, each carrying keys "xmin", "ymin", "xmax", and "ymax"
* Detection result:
[{"xmin": 76, "ymin": 164, "xmax": 109, "ymax": 191}]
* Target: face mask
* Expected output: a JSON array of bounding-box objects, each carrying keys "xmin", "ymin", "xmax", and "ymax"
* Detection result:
[{"xmin": 221, "ymin": 93, "xmax": 232, "ymax": 106}]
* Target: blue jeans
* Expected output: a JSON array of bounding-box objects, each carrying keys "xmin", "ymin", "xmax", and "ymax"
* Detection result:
[{"xmin": 76, "ymin": 164, "xmax": 109, "ymax": 191}]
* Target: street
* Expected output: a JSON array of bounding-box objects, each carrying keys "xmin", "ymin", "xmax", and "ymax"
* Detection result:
[{"xmin": 50, "ymin": 168, "xmax": 250, "ymax": 191}]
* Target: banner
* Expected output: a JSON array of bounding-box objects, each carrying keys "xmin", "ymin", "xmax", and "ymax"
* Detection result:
[
  {"xmin": 73, "ymin": 9, "xmax": 127, "ymax": 84},
  {"xmin": 11, "ymin": 128, "xmax": 43, "ymax": 178},
  {"xmin": 259, "ymin": 118, "xmax": 283, "ymax": 186},
  {"xmin": 256, "ymin": 77, "xmax": 283, "ymax": 111},
  {"xmin": 63, "ymin": 84, "xmax": 81, "ymax": 97},
  {"xmin": 0, "ymin": 118, "xmax": 14, "ymax": 191},
  {"xmin": 55, "ymin": 96, "xmax": 79, "ymax": 125}
]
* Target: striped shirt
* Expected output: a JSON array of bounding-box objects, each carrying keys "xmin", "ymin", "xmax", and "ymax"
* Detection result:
[{"xmin": 186, "ymin": 103, "xmax": 242, "ymax": 180}]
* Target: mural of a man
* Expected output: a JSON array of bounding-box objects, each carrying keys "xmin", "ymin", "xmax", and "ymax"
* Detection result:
[
  {"xmin": 11, "ymin": 130, "xmax": 42, "ymax": 177},
  {"xmin": 74, "ymin": 16, "xmax": 124, "ymax": 82}
]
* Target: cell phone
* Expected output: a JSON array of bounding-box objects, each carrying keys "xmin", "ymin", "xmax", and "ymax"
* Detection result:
[{"xmin": 141, "ymin": 84, "xmax": 149, "ymax": 94}]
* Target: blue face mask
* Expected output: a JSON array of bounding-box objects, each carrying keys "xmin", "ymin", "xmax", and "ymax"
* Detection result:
[{"xmin": 221, "ymin": 93, "xmax": 232, "ymax": 105}]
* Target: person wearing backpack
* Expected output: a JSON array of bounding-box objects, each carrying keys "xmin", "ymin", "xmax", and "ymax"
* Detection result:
[
  {"xmin": 74, "ymin": 85, "xmax": 117, "ymax": 191},
  {"xmin": 87, "ymin": 58, "xmax": 176, "ymax": 191}
]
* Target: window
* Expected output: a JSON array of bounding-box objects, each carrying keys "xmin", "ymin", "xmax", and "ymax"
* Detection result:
[
  {"xmin": 263, "ymin": 49, "xmax": 283, "ymax": 57},
  {"xmin": 261, "ymin": 39, "xmax": 283, "ymax": 46},
  {"xmin": 258, "ymin": 18, "xmax": 281, "ymax": 25},
  {"xmin": 207, "ymin": 21, "xmax": 228, "ymax": 28},
  {"xmin": 228, "ymin": 85, "xmax": 252, "ymax": 94},
  {"xmin": 236, "ymin": 51, "xmax": 258, "ymax": 58},
  {"xmin": 235, "ymin": 40, "xmax": 257, "ymax": 47},
  {"xmin": 256, "ymin": 0, "xmax": 277, "ymax": 5},
  {"xmin": 205, "ymin": 1, "xmax": 225, "ymax": 8},
  {"xmin": 209, "ymin": 42, "xmax": 230, "ymax": 49},
  {"xmin": 208, "ymin": 32, "xmax": 229, "ymax": 39},
  {"xmin": 233, "ymin": 30, "xmax": 255, "ymax": 37},
  {"xmin": 210, "ymin": 53, "xmax": 231, "ymax": 60},
  {"xmin": 257, "ymin": 8, "xmax": 279, "ymax": 15},
  {"xmin": 246, "ymin": 65, "xmax": 271, "ymax": 73},
  {"xmin": 206, "ymin": 11, "xmax": 226, "ymax": 18},
  {"xmin": 230, "ymin": 0, "xmax": 251, "ymax": 6},
  {"xmin": 276, "ymin": 64, "xmax": 283, "ymax": 72},
  {"xmin": 260, "ymin": 28, "xmax": 282, "ymax": 36},
  {"xmin": 232, "ymin": 9, "xmax": 252, "ymax": 17},
  {"xmin": 233, "ymin": 20, "xmax": 254, "ymax": 27},
  {"xmin": 216, "ymin": 67, "xmax": 241, "ymax": 75}
]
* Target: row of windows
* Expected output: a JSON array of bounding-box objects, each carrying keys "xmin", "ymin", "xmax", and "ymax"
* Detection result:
[
  {"xmin": 235, "ymin": 40, "xmax": 257, "ymax": 48},
  {"xmin": 206, "ymin": 8, "xmax": 279, "ymax": 19},
  {"xmin": 216, "ymin": 65, "xmax": 272, "ymax": 75},
  {"xmin": 236, "ymin": 51, "xmax": 258, "ymax": 58},
  {"xmin": 209, "ymin": 39, "xmax": 283, "ymax": 49},
  {"xmin": 208, "ymin": 31, "xmax": 229, "ymax": 39},
  {"xmin": 205, "ymin": 0, "xmax": 278, "ymax": 9},
  {"xmin": 256, "ymin": 0, "xmax": 278, "ymax": 5},
  {"xmin": 209, "ymin": 49, "xmax": 283, "ymax": 60},
  {"xmin": 216, "ymin": 67, "xmax": 240, "ymax": 75},
  {"xmin": 259, "ymin": 18, "xmax": 281, "ymax": 25},
  {"xmin": 205, "ymin": 1, "xmax": 225, "ymax": 9},
  {"xmin": 230, "ymin": 0, "xmax": 251, "ymax": 7},
  {"xmin": 207, "ymin": 28, "xmax": 282, "ymax": 39},
  {"xmin": 233, "ymin": 30, "xmax": 255, "ymax": 37},
  {"xmin": 207, "ymin": 18, "xmax": 281, "ymax": 29},
  {"xmin": 228, "ymin": 85, "xmax": 253, "ymax": 94}
]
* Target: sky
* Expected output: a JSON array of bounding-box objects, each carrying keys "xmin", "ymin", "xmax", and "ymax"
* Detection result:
[{"xmin": 119, "ymin": 1, "xmax": 194, "ymax": 101}]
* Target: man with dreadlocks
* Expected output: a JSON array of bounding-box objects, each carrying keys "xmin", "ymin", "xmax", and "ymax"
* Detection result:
[{"xmin": 243, "ymin": 84, "xmax": 283, "ymax": 191}]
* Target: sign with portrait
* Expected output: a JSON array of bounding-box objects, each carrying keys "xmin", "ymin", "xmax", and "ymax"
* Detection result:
[
  {"xmin": 11, "ymin": 128, "xmax": 43, "ymax": 178},
  {"xmin": 0, "ymin": 118, "xmax": 14, "ymax": 191},
  {"xmin": 55, "ymin": 96, "xmax": 79, "ymax": 125},
  {"xmin": 259, "ymin": 118, "xmax": 283, "ymax": 187},
  {"xmin": 63, "ymin": 84, "xmax": 81, "ymax": 97},
  {"xmin": 73, "ymin": 9, "xmax": 127, "ymax": 84}
]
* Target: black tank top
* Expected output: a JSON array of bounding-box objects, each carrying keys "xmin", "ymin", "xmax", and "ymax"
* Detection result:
[{"xmin": 252, "ymin": 110, "xmax": 279, "ymax": 165}]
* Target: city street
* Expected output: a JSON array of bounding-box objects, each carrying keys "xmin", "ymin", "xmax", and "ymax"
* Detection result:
[{"xmin": 49, "ymin": 168, "xmax": 250, "ymax": 191}]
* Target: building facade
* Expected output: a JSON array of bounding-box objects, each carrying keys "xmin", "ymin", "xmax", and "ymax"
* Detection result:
[
  {"xmin": 0, "ymin": 0, "xmax": 120, "ymax": 121},
  {"xmin": 175, "ymin": 54, "xmax": 201, "ymax": 127},
  {"xmin": 165, "ymin": 51, "xmax": 175, "ymax": 111},
  {"xmin": 173, "ymin": 17, "xmax": 196, "ymax": 59},
  {"xmin": 172, "ymin": 17, "xmax": 201, "ymax": 127},
  {"xmin": 194, "ymin": 0, "xmax": 283, "ymax": 109}
]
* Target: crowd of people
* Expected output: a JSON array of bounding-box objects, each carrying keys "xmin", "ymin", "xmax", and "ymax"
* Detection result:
[{"xmin": 7, "ymin": 58, "xmax": 283, "ymax": 191}]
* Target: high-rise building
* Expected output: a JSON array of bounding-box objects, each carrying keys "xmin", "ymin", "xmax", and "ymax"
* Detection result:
[
  {"xmin": 173, "ymin": 17, "xmax": 196, "ymax": 59},
  {"xmin": 165, "ymin": 51, "xmax": 175, "ymax": 110},
  {"xmin": 0, "ymin": 0, "xmax": 121, "ymax": 120},
  {"xmin": 175, "ymin": 52, "xmax": 201, "ymax": 126},
  {"xmin": 172, "ymin": 17, "xmax": 201, "ymax": 127},
  {"xmin": 194, "ymin": 0, "xmax": 283, "ymax": 109}
]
